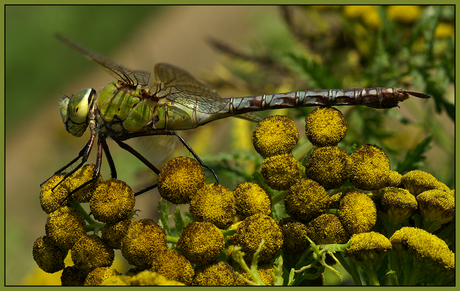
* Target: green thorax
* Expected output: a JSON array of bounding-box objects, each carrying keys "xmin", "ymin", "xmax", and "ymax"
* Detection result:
[{"xmin": 96, "ymin": 81, "xmax": 154, "ymax": 134}]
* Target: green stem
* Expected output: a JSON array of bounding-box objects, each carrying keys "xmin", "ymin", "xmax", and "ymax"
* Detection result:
[
  {"xmin": 72, "ymin": 201, "xmax": 105, "ymax": 233},
  {"xmin": 271, "ymin": 191, "xmax": 287, "ymax": 206},
  {"xmin": 335, "ymin": 253, "xmax": 362, "ymax": 286},
  {"xmin": 363, "ymin": 266, "xmax": 380, "ymax": 286},
  {"xmin": 167, "ymin": 235, "xmax": 179, "ymax": 244}
]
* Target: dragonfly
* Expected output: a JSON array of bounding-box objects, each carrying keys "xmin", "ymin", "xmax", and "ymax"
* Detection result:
[{"xmin": 43, "ymin": 34, "xmax": 431, "ymax": 199}]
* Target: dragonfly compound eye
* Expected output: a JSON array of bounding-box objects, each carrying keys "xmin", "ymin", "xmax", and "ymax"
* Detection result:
[{"xmin": 68, "ymin": 88, "xmax": 96, "ymax": 124}]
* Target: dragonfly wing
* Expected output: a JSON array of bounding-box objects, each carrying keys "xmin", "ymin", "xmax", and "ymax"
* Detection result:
[
  {"xmin": 56, "ymin": 34, "xmax": 150, "ymax": 86},
  {"xmin": 236, "ymin": 112, "xmax": 263, "ymax": 122},
  {"xmin": 154, "ymin": 63, "xmax": 230, "ymax": 114}
]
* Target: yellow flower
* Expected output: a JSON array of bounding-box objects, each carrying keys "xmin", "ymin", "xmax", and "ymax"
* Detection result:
[
  {"xmin": 90, "ymin": 179, "xmax": 135, "ymax": 224},
  {"xmin": 387, "ymin": 6, "xmax": 422, "ymax": 23},
  {"xmin": 71, "ymin": 234, "xmax": 114, "ymax": 272},
  {"xmin": 233, "ymin": 214, "xmax": 284, "ymax": 263},
  {"xmin": 189, "ymin": 184, "xmax": 235, "ymax": 229},
  {"xmin": 192, "ymin": 261, "xmax": 236, "ymax": 286},
  {"xmin": 305, "ymin": 107, "xmax": 347, "ymax": 147},
  {"xmin": 304, "ymin": 146, "xmax": 351, "ymax": 189},
  {"xmin": 435, "ymin": 22, "xmax": 454, "ymax": 39},
  {"xmin": 157, "ymin": 156, "xmax": 206, "ymax": 204},
  {"xmin": 343, "ymin": 6, "xmax": 381, "ymax": 28},
  {"xmin": 279, "ymin": 217, "xmax": 309, "ymax": 255},
  {"xmin": 349, "ymin": 144, "xmax": 390, "ymax": 190},
  {"xmin": 150, "ymin": 249, "xmax": 194, "ymax": 285},
  {"xmin": 177, "ymin": 222, "xmax": 225, "ymax": 266},
  {"xmin": 233, "ymin": 182, "xmax": 271, "ymax": 218},
  {"xmin": 338, "ymin": 191, "xmax": 377, "ymax": 235},
  {"xmin": 120, "ymin": 219, "xmax": 168, "ymax": 269},
  {"xmin": 253, "ymin": 115, "xmax": 299, "ymax": 158},
  {"xmin": 260, "ymin": 153, "xmax": 302, "ymax": 190},
  {"xmin": 306, "ymin": 213, "xmax": 348, "ymax": 245},
  {"xmin": 284, "ymin": 178, "xmax": 330, "ymax": 223},
  {"xmin": 390, "ymin": 227, "xmax": 455, "ymax": 285}
]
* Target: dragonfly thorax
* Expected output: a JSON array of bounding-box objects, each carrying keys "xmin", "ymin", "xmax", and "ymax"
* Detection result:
[{"xmin": 59, "ymin": 88, "xmax": 96, "ymax": 137}]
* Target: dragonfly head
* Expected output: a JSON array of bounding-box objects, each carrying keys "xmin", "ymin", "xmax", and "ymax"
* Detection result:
[{"xmin": 59, "ymin": 88, "xmax": 96, "ymax": 137}]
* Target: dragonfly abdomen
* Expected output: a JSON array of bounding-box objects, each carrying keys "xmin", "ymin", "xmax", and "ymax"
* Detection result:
[{"xmin": 227, "ymin": 87, "xmax": 429, "ymax": 113}]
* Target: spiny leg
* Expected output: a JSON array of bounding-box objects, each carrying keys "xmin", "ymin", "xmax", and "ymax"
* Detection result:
[
  {"xmin": 61, "ymin": 136, "xmax": 104, "ymax": 204},
  {"xmin": 40, "ymin": 137, "xmax": 93, "ymax": 187},
  {"xmin": 118, "ymin": 129, "xmax": 219, "ymax": 184},
  {"xmin": 112, "ymin": 138, "xmax": 161, "ymax": 175},
  {"xmin": 101, "ymin": 137, "xmax": 117, "ymax": 179},
  {"xmin": 48, "ymin": 134, "xmax": 96, "ymax": 193},
  {"xmin": 134, "ymin": 184, "xmax": 158, "ymax": 197},
  {"xmin": 112, "ymin": 138, "xmax": 161, "ymax": 195}
]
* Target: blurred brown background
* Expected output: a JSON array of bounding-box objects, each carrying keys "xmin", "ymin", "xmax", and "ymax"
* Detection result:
[{"xmin": 5, "ymin": 6, "xmax": 454, "ymax": 285}]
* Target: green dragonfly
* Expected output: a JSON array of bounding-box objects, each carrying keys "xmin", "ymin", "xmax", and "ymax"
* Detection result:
[{"xmin": 43, "ymin": 34, "xmax": 431, "ymax": 198}]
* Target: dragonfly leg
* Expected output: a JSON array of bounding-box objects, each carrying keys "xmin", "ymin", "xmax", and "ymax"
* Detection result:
[
  {"xmin": 134, "ymin": 184, "xmax": 158, "ymax": 197},
  {"xmin": 168, "ymin": 131, "xmax": 219, "ymax": 184},
  {"xmin": 48, "ymin": 133, "xmax": 96, "ymax": 194},
  {"xmin": 101, "ymin": 137, "xmax": 117, "ymax": 179},
  {"xmin": 111, "ymin": 138, "xmax": 161, "ymax": 196},
  {"xmin": 60, "ymin": 136, "xmax": 104, "ymax": 204},
  {"xmin": 40, "ymin": 137, "xmax": 93, "ymax": 187},
  {"xmin": 112, "ymin": 139, "xmax": 161, "ymax": 175},
  {"xmin": 117, "ymin": 130, "xmax": 219, "ymax": 185}
]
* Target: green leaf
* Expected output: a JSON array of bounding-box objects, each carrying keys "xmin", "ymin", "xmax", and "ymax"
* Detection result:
[
  {"xmin": 173, "ymin": 206, "xmax": 190, "ymax": 236},
  {"xmin": 157, "ymin": 199, "xmax": 171, "ymax": 236}
]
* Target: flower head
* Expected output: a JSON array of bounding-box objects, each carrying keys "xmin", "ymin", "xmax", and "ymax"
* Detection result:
[
  {"xmin": 386, "ymin": 170, "xmax": 402, "ymax": 187},
  {"xmin": 32, "ymin": 236, "xmax": 66, "ymax": 273},
  {"xmin": 349, "ymin": 144, "xmax": 390, "ymax": 190},
  {"xmin": 401, "ymin": 170, "xmax": 450, "ymax": 196},
  {"xmin": 192, "ymin": 261, "xmax": 236, "ymax": 286},
  {"xmin": 101, "ymin": 218, "xmax": 134, "ymax": 249},
  {"xmin": 390, "ymin": 227, "xmax": 455, "ymax": 285},
  {"xmin": 373, "ymin": 187, "xmax": 417, "ymax": 236},
  {"xmin": 189, "ymin": 184, "xmax": 235, "ymax": 229},
  {"xmin": 84, "ymin": 267, "xmax": 120, "ymax": 286},
  {"xmin": 150, "ymin": 249, "xmax": 194, "ymax": 285},
  {"xmin": 177, "ymin": 221, "xmax": 224, "ymax": 265},
  {"xmin": 305, "ymin": 107, "xmax": 347, "ymax": 147},
  {"xmin": 279, "ymin": 217, "xmax": 309, "ymax": 255},
  {"xmin": 305, "ymin": 146, "xmax": 351, "ymax": 189},
  {"xmin": 45, "ymin": 206, "xmax": 86, "ymax": 250},
  {"xmin": 346, "ymin": 231, "xmax": 392, "ymax": 285},
  {"xmin": 260, "ymin": 153, "xmax": 302, "ymax": 190},
  {"xmin": 338, "ymin": 191, "xmax": 377, "ymax": 235},
  {"xmin": 306, "ymin": 213, "xmax": 348, "ymax": 245},
  {"xmin": 61, "ymin": 266, "xmax": 89, "ymax": 286},
  {"xmin": 233, "ymin": 214, "xmax": 284, "ymax": 263},
  {"xmin": 284, "ymin": 178, "xmax": 330, "ymax": 223},
  {"xmin": 90, "ymin": 178, "xmax": 135, "ymax": 224},
  {"xmin": 417, "ymin": 189, "xmax": 455, "ymax": 232},
  {"xmin": 120, "ymin": 219, "xmax": 168, "ymax": 269},
  {"xmin": 69, "ymin": 164, "xmax": 104, "ymax": 203},
  {"xmin": 328, "ymin": 186, "xmax": 358, "ymax": 209},
  {"xmin": 233, "ymin": 182, "xmax": 271, "ymax": 218},
  {"xmin": 71, "ymin": 234, "xmax": 114, "ymax": 272},
  {"xmin": 40, "ymin": 174, "xmax": 72, "ymax": 213},
  {"xmin": 157, "ymin": 156, "xmax": 206, "ymax": 204},
  {"xmin": 253, "ymin": 115, "xmax": 299, "ymax": 158},
  {"xmin": 386, "ymin": 5, "xmax": 422, "ymax": 23}
]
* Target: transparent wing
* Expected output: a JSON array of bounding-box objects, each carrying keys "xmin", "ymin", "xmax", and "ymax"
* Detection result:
[
  {"xmin": 154, "ymin": 63, "xmax": 232, "ymax": 114},
  {"xmin": 56, "ymin": 34, "xmax": 150, "ymax": 86}
]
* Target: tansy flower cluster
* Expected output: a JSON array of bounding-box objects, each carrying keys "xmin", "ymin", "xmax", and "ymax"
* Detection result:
[{"xmin": 34, "ymin": 107, "xmax": 454, "ymax": 286}]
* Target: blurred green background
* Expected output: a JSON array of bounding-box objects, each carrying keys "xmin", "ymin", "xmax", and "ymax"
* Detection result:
[{"xmin": 5, "ymin": 6, "xmax": 454, "ymax": 285}]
